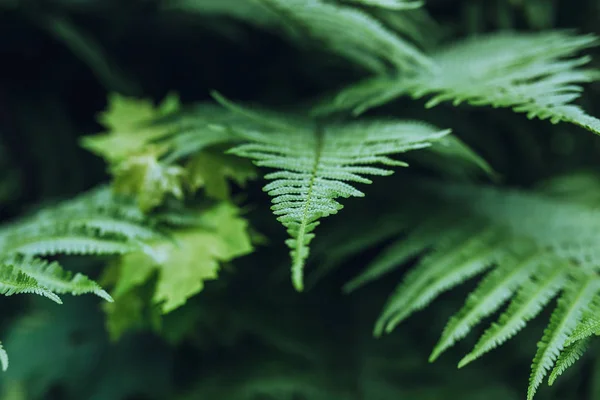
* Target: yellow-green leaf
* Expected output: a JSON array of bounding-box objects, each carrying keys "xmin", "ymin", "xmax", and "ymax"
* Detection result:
[
  {"xmin": 112, "ymin": 147, "xmax": 186, "ymax": 212},
  {"xmin": 81, "ymin": 93, "xmax": 180, "ymax": 162},
  {"xmin": 185, "ymin": 151, "xmax": 257, "ymax": 200}
]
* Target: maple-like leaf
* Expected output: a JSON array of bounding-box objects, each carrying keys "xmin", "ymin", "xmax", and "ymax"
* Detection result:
[
  {"xmin": 104, "ymin": 201, "xmax": 253, "ymax": 337},
  {"xmin": 81, "ymin": 93, "xmax": 180, "ymax": 162}
]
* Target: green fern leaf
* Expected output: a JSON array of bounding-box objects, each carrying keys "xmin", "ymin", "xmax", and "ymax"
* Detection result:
[
  {"xmin": 528, "ymin": 273, "xmax": 600, "ymax": 400},
  {"xmin": 13, "ymin": 258, "xmax": 112, "ymax": 302},
  {"xmin": 219, "ymin": 94, "xmax": 448, "ymax": 290},
  {"xmin": 8, "ymin": 235, "xmax": 135, "ymax": 257},
  {"xmin": 0, "ymin": 264, "xmax": 62, "ymax": 304},
  {"xmin": 565, "ymin": 314, "xmax": 600, "ymax": 345},
  {"xmin": 317, "ymin": 31, "xmax": 600, "ymax": 134},
  {"xmin": 430, "ymin": 249, "xmax": 541, "ymax": 362},
  {"xmin": 459, "ymin": 263, "xmax": 567, "ymax": 368},
  {"xmin": 375, "ymin": 223, "xmax": 499, "ymax": 334},
  {"xmin": 0, "ymin": 185, "xmax": 178, "ymax": 306},
  {"xmin": 257, "ymin": 0, "xmax": 432, "ymax": 73},
  {"xmin": 343, "ymin": 212, "xmax": 458, "ymax": 292},
  {"xmin": 548, "ymin": 337, "xmax": 590, "ymax": 386},
  {"xmin": 339, "ymin": 174, "xmax": 600, "ymax": 398},
  {"xmin": 62, "ymin": 216, "xmax": 160, "ymax": 241},
  {"xmin": 161, "ymin": 124, "xmax": 241, "ymax": 164}
]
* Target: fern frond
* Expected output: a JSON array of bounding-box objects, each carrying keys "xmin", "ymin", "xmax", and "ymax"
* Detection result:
[
  {"xmin": 340, "ymin": 174, "xmax": 600, "ymax": 398},
  {"xmin": 13, "ymin": 258, "xmax": 112, "ymax": 302},
  {"xmin": 317, "ymin": 31, "xmax": 600, "ymax": 135},
  {"xmin": 343, "ymin": 211, "xmax": 460, "ymax": 292},
  {"xmin": 375, "ymin": 223, "xmax": 500, "ymax": 335},
  {"xmin": 219, "ymin": 95, "xmax": 449, "ymax": 290},
  {"xmin": 0, "ymin": 186, "xmax": 173, "ymax": 306},
  {"xmin": 256, "ymin": 0, "xmax": 432, "ymax": 73},
  {"xmin": 5, "ymin": 233, "xmax": 135, "ymax": 257},
  {"xmin": 528, "ymin": 273, "xmax": 600, "ymax": 400},
  {"xmin": 166, "ymin": 0, "xmax": 430, "ymax": 72},
  {"xmin": 429, "ymin": 248, "xmax": 542, "ymax": 362},
  {"xmin": 565, "ymin": 314, "xmax": 600, "ymax": 345},
  {"xmin": 548, "ymin": 337, "xmax": 590, "ymax": 386},
  {"xmin": 459, "ymin": 263, "xmax": 567, "ymax": 368},
  {"xmin": 0, "ymin": 264, "xmax": 62, "ymax": 304}
]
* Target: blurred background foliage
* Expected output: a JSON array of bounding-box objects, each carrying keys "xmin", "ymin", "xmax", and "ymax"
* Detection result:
[{"xmin": 1, "ymin": 0, "xmax": 600, "ymax": 399}]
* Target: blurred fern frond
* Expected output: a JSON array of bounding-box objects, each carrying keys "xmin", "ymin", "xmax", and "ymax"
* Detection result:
[
  {"xmin": 316, "ymin": 31, "xmax": 600, "ymax": 135},
  {"xmin": 327, "ymin": 173, "xmax": 600, "ymax": 399}
]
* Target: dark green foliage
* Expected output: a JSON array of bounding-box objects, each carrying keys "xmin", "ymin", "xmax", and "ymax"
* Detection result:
[{"xmin": 1, "ymin": 0, "xmax": 600, "ymax": 399}]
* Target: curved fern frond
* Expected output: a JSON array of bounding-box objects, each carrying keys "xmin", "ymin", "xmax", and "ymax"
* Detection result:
[
  {"xmin": 375, "ymin": 223, "xmax": 501, "ymax": 335},
  {"xmin": 11, "ymin": 257, "xmax": 113, "ymax": 302},
  {"xmin": 0, "ymin": 264, "xmax": 62, "ymax": 304},
  {"xmin": 316, "ymin": 31, "xmax": 600, "ymax": 135},
  {"xmin": 5, "ymin": 233, "xmax": 135, "ymax": 257},
  {"xmin": 459, "ymin": 263, "xmax": 567, "ymax": 368},
  {"xmin": 339, "ymin": 174, "xmax": 600, "ymax": 398},
  {"xmin": 218, "ymin": 95, "xmax": 449, "ymax": 290},
  {"xmin": 256, "ymin": 0, "xmax": 432, "ymax": 73},
  {"xmin": 429, "ymin": 249, "xmax": 542, "ymax": 362},
  {"xmin": 565, "ymin": 314, "xmax": 600, "ymax": 345},
  {"xmin": 0, "ymin": 187, "xmax": 171, "ymax": 306},
  {"xmin": 548, "ymin": 337, "xmax": 590, "ymax": 386},
  {"xmin": 165, "ymin": 0, "xmax": 430, "ymax": 70},
  {"xmin": 528, "ymin": 273, "xmax": 600, "ymax": 399}
]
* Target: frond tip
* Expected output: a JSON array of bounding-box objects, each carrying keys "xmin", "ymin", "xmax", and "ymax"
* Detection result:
[{"xmin": 218, "ymin": 94, "xmax": 449, "ymax": 291}]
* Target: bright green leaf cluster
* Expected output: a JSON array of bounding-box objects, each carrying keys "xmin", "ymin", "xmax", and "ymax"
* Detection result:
[{"xmin": 104, "ymin": 202, "xmax": 253, "ymax": 339}]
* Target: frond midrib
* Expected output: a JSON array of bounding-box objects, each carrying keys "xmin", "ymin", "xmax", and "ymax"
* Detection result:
[{"xmin": 291, "ymin": 126, "xmax": 324, "ymax": 291}]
